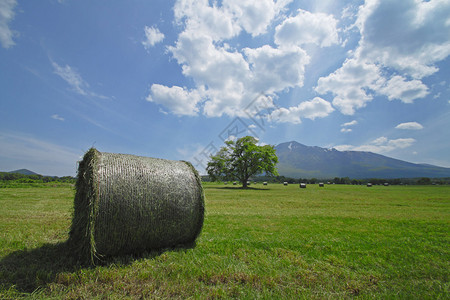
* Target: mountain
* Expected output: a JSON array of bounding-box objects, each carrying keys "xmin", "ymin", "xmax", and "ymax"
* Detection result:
[
  {"xmin": 275, "ymin": 141, "xmax": 450, "ymax": 179},
  {"xmin": 8, "ymin": 169, "xmax": 40, "ymax": 176}
]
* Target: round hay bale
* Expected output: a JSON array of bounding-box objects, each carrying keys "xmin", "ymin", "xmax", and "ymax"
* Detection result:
[
  {"xmin": 68, "ymin": 148, "xmax": 204, "ymax": 263},
  {"xmin": 367, "ymin": 183, "xmax": 373, "ymax": 187}
]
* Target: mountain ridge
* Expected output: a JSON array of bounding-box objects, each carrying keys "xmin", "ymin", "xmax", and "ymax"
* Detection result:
[
  {"xmin": 7, "ymin": 169, "xmax": 40, "ymax": 176},
  {"xmin": 275, "ymin": 141, "xmax": 450, "ymax": 179}
]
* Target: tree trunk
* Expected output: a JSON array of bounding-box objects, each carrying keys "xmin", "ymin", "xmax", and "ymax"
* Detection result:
[
  {"xmin": 242, "ymin": 179, "xmax": 247, "ymax": 188},
  {"xmin": 242, "ymin": 174, "xmax": 249, "ymax": 188}
]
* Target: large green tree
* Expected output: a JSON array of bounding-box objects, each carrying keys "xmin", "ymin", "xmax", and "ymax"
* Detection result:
[{"xmin": 206, "ymin": 136, "xmax": 278, "ymax": 188}]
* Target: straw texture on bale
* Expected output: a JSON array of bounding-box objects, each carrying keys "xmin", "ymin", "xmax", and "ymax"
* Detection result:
[{"xmin": 69, "ymin": 148, "xmax": 204, "ymax": 263}]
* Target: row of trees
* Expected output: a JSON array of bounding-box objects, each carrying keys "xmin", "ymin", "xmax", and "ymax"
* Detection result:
[
  {"xmin": 203, "ymin": 175, "xmax": 449, "ymax": 185},
  {"xmin": 0, "ymin": 172, "xmax": 76, "ymax": 186}
]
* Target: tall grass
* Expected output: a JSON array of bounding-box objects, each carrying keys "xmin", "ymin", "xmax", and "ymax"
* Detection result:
[{"xmin": 0, "ymin": 184, "xmax": 449, "ymax": 298}]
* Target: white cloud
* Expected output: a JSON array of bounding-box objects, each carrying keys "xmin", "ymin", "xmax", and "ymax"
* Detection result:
[
  {"xmin": 378, "ymin": 75, "xmax": 429, "ymax": 103},
  {"xmin": 147, "ymin": 84, "xmax": 202, "ymax": 116},
  {"xmin": 335, "ymin": 136, "xmax": 416, "ymax": 154},
  {"xmin": 52, "ymin": 61, "xmax": 109, "ymax": 99},
  {"xmin": 340, "ymin": 120, "xmax": 357, "ymax": 133},
  {"xmin": 342, "ymin": 120, "xmax": 357, "ymax": 127},
  {"xmin": 173, "ymin": 0, "xmax": 241, "ymax": 41},
  {"xmin": 243, "ymin": 45, "xmax": 310, "ymax": 93},
  {"xmin": 315, "ymin": 58, "xmax": 383, "ymax": 115},
  {"xmin": 270, "ymin": 97, "xmax": 334, "ymax": 124},
  {"xmin": 395, "ymin": 122, "xmax": 424, "ymax": 130},
  {"xmin": 356, "ymin": 0, "xmax": 450, "ymax": 79},
  {"xmin": 275, "ymin": 9, "xmax": 339, "ymax": 47},
  {"xmin": 142, "ymin": 26, "xmax": 164, "ymax": 49},
  {"xmin": 151, "ymin": 0, "xmax": 313, "ymax": 118},
  {"xmin": 0, "ymin": 0, "xmax": 17, "ymax": 48},
  {"xmin": 51, "ymin": 114, "xmax": 65, "ymax": 121},
  {"xmin": 316, "ymin": 0, "xmax": 449, "ymax": 115},
  {"xmin": 52, "ymin": 61, "xmax": 89, "ymax": 96},
  {"xmin": 225, "ymin": 0, "xmax": 288, "ymax": 37}
]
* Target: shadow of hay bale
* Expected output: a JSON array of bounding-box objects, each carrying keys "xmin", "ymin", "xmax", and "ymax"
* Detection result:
[
  {"xmin": 0, "ymin": 242, "xmax": 75, "ymax": 293},
  {"xmin": 0, "ymin": 241, "xmax": 194, "ymax": 294}
]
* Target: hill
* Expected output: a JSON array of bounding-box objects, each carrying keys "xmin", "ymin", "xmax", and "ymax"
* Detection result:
[
  {"xmin": 8, "ymin": 169, "xmax": 40, "ymax": 176},
  {"xmin": 275, "ymin": 141, "xmax": 450, "ymax": 179}
]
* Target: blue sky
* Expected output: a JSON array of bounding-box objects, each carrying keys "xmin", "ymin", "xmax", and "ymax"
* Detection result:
[{"xmin": 1, "ymin": 0, "xmax": 449, "ymax": 176}]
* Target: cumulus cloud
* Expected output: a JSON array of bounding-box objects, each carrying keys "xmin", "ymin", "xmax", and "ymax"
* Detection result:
[
  {"xmin": 275, "ymin": 9, "xmax": 339, "ymax": 47},
  {"xmin": 378, "ymin": 75, "xmax": 429, "ymax": 103},
  {"xmin": 142, "ymin": 26, "xmax": 164, "ymax": 49},
  {"xmin": 225, "ymin": 0, "xmax": 288, "ymax": 37},
  {"xmin": 395, "ymin": 122, "xmax": 424, "ymax": 130},
  {"xmin": 243, "ymin": 45, "xmax": 310, "ymax": 93},
  {"xmin": 0, "ymin": 0, "xmax": 17, "ymax": 48},
  {"xmin": 147, "ymin": 84, "xmax": 202, "ymax": 116},
  {"xmin": 173, "ymin": 0, "xmax": 240, "ymax": 41},
  {"xmin": 316, "ymin": 58, "xmax": 383, "ymax": 115},
  {"xmin": 316, "ymin": 0, "xmax": 449, "ymax": 115},
  {"xmin": 356, "ymin": 0, "xmax": 450, "ymax": 79},
  {"xmin": 335, "ymin": 136, "xmax": 416, "ymax": 153},
  {"xmin": 149, "ymin": 0, "xmax": 338, "ymax": 121},
  {"xmin": 270, "ymin": 97, "xmax": 334, "ymax": 124}
]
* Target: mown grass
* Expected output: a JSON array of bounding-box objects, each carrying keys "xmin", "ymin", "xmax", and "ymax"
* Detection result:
[{"xmin": 0, "ymin": 183, "xmax": 449, "ymax": 299}]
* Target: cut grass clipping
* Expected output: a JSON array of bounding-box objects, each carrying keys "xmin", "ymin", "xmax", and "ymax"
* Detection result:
[{"xmin": 68, "ymin": 148, "xmax": 204, "ymax": 264}]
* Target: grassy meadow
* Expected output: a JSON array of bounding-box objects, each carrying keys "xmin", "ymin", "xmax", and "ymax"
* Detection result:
[{"xmin": 0, "ymin": 183, "xmax": 449, "ymax": 299}]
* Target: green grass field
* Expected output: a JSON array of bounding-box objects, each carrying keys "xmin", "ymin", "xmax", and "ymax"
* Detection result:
[{"xmin": 0, "ymin": 183, "xmax": 449, "ymax": 299}]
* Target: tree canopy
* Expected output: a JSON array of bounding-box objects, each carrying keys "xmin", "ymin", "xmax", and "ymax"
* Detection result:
[{"xmin": 206, "ymin": 136, "xmax": 278, "ymax": 188}]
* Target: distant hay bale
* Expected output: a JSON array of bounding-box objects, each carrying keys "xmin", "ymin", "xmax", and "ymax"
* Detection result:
[
  {"xmin": 367, "ymin": 183, "xmax": 373, "ymax": 187},
  {"xmin": 263, "ymin": 182, "xmax": 267, "ymax": 186},
  {"xmin": 233, "ymin": 181, "xmax": 237, "ymax": 185},
  {"xmin": 319, "ymin": 182, "xmax": 324, "ymax": 187},
  {"xmin": 300, "ymin": 183, "xmax": 306, "ymax": 188},
  {"xmin": 68, "ymin": 148, "xmax": 204, "ymax": 264},
  {"xmin": 283, "ymin": 182, "xmax": 288, "ymax": 186},
  {"xmin": 384, "ymin": 182, "xmax": 389, "ymax": 186}
]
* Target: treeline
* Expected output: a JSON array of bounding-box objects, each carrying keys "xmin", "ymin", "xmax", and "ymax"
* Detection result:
[
  {"xmin": 201, "ymin": 175, "xmax": 450, "ymax": 185},
  {"xmin": 0, "ymin": 172, "xmax": 76, "ymax": 188}
]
